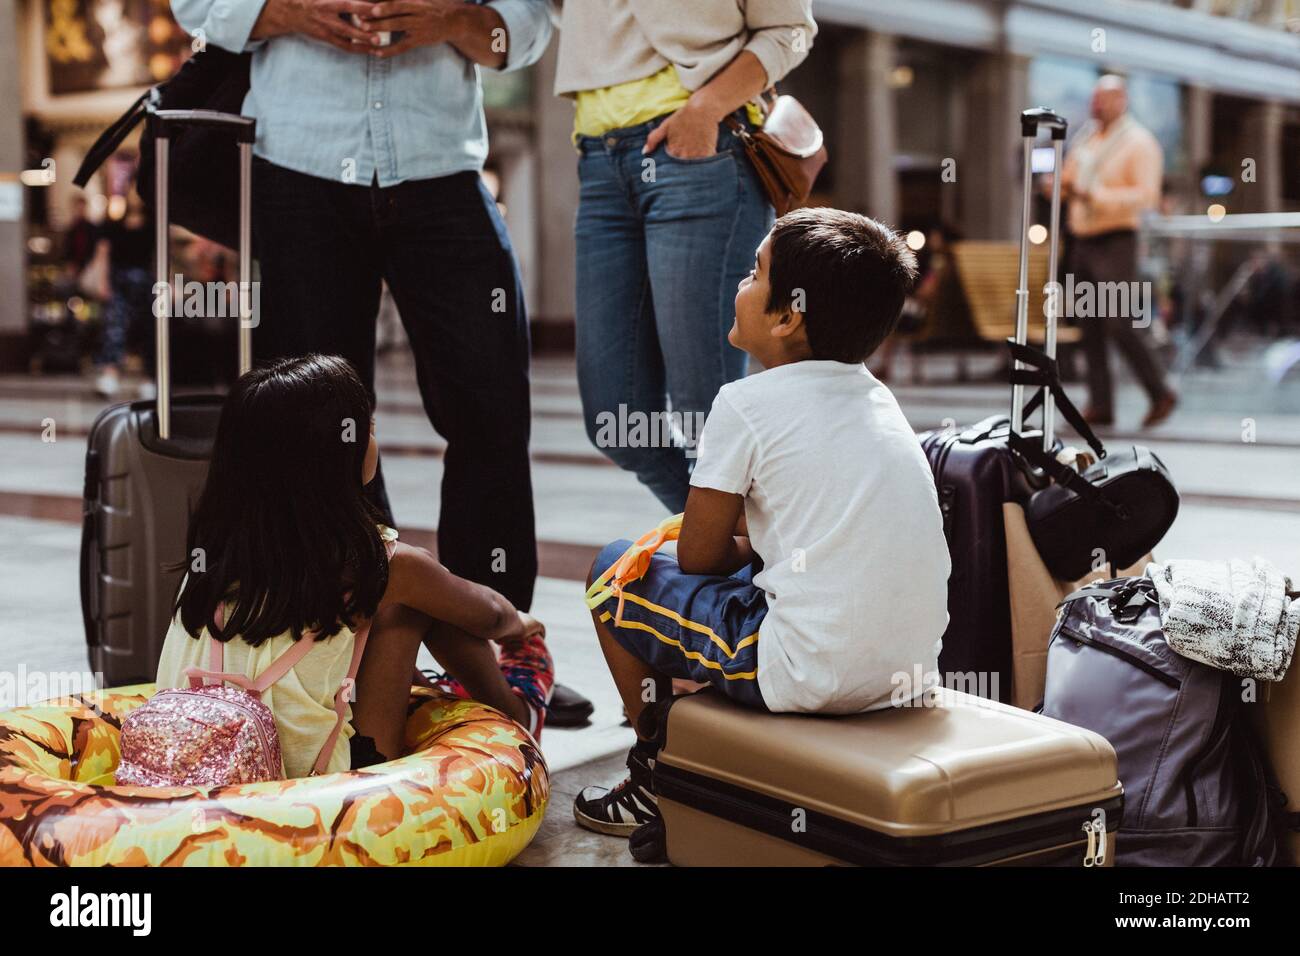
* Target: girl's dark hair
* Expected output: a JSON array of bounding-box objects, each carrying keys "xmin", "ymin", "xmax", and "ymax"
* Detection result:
[{"xmin": 173, "ymin": 354, "xmax": 387, "ymax": 647}]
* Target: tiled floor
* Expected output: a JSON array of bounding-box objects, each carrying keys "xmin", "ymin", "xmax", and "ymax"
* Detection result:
[{"xmin": 1, "ymin": 343, "xmax": 1298, "ymax": 865}]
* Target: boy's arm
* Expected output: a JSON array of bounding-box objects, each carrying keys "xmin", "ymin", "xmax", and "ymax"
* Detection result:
[{"xmin": 678, "ymin": 486, "xmax": 754, "ymax": 576}]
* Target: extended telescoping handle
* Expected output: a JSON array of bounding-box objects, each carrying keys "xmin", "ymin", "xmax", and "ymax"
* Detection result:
[
  {"xmin": 151, "ymin": 109, "xmax": 256, "ymax": 440},
  {"xmin": 1012, "ymin": 108, "xmax": 1067, "ymax": 450}
]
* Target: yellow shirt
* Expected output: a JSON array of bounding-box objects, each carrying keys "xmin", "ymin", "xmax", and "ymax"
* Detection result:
[
  {"xmin": 155, "ymin": 524, "xmax": 399, "ymax": 778},
  {"xmin": 573, "ymin": 64, "xmax": 764, "ymax": 141}
]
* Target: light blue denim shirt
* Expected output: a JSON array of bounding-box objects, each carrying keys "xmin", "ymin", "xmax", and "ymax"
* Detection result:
[{"xmin": 171, "ymin": 1, "xmax": 553, "ymax": 186}]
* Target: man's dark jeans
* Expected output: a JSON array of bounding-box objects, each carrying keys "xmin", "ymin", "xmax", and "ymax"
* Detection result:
[
  {"xmin": 1070, "ymin": 229, "xmax": 1173, "ymax": 419},
  {"xmin": 251, "ymin": 159, "xmax": 537, "ymax": 609}
]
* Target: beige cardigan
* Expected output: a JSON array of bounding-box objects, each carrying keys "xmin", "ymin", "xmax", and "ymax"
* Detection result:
[{"xmin": 553, "ymin": 0, "xmax": 816, "ymax": 96}]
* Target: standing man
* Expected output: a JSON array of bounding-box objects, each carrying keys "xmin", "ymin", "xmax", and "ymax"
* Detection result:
[
  {"xmin": 170, "ymin": 0, "xmax": 549, "ymax": 612},
  {"xmin": 1062, "ymin": 74, "xmax": 1177, "ymax": 428}
]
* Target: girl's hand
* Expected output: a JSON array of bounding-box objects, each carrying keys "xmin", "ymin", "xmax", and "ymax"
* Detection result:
[
  {"xmin": 492, "ymin": 610, "xmax": 545, "ymax": 645},
  {"xmin": 643, "ymin": 103, "xmax": 720, "ymax": 161},
  {"xmin": 512, "ymin": 611, "xmax": 546, "ymax": 642}
]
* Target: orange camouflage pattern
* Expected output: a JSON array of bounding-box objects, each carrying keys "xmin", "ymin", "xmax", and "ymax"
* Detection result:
[{"xmin": 0, "ymin": 684, "xmax": 547, "ymax": 866}]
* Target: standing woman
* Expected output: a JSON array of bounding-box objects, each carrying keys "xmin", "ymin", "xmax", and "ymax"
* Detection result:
[{"xmin": 556, "ymin": 2, "xmax": 816, "ymax": 512}]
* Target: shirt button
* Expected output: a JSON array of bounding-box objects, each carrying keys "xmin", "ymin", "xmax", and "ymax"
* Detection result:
[{"xmin": 373, "ymin": 101, "xmax": 383, "ymax": 110}]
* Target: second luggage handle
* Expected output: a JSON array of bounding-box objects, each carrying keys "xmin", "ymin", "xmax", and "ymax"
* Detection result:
[
  {"xmin": 151, "ymin": 109, "xmax": 256, "ymax": 440},
  {"xmin": 1012, "ymin": 108, "xmax": 1067, "ymax": 451}
]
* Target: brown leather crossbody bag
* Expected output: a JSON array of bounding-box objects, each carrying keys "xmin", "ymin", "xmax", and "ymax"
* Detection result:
[{"xmin": 725, "ymin": 91, "xmax": 828, "ymax": 215}]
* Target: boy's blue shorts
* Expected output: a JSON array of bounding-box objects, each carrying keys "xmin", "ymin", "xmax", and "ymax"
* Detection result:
[{"xmin": 590, "ymin": 539, "xmax": 769, "ymax": 711}]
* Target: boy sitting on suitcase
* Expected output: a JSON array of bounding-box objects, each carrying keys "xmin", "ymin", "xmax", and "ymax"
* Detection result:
[{"xmin": 575, "ymin": 208, "xmax": 952, "ymax": 838}]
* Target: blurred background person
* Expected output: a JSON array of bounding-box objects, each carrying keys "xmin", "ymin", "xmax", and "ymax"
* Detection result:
[
  {"xmin": 555, "ymin": 0, "xmax": 816, "ymax": 513},
  {"xmin": 1061, "ymin": 73, "xmax": 1177, "ymax": 429},
  {"xmin": 873, "ymin": 223, "xmax": 971, "ymax": 383},
  {"xmin": 62, "ymin": 195, "xmax": 99, "ymax": 290},
  {"xmin": 89, "ymin": 186, "xmax": 153, "ymax": 398}
]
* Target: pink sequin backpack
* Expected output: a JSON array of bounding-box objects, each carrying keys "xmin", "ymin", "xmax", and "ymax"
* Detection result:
[{"xmin": 116, "ymin": 600, "xmax": 375, "ymax": 788}]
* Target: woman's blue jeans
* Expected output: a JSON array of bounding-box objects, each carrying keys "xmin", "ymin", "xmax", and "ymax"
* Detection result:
[{"xmin": 574, "ymin": 113, "xmax": 773, "ymax": 513}]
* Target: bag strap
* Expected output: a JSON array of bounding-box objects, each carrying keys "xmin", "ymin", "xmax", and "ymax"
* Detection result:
[
  {"xmin": 723, "ymin": 86, "xmax": 777, "ymax": 131},
  {"xmin": 72, "ymin": 89, "xmax": 153, "ymax": 188},
  {"xmin": 311, "ymin": 535, "xmax": 398, "ymax": 774},
  {"xmin": 186, "ymin": 600, "xmax": 318, "ymax": 694},
  {"xmin": 1004, "ymin": 335, "xmax": 1133, "ymax": 521},
  {"xmin": 311, "ymin": 611, "xmax": 374, "ymax": 775},
  {"xmin": 1058, "ymin": 584, "xmax": 1124, "ymax": 606},
  {"xmin": 1006, "ymin": 339, "xmax": 1107, "ymax": 461},
  {"xmin": 1057, "ymin": 579, "xmax": 1157, "ymax": 624},
  {"xmin": 1007, "ymin": 431, "xmax": 1117, "ymax": 513}
]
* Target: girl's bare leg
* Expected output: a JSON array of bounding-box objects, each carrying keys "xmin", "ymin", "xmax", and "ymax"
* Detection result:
[
  {"xmin": 351, "ymin": 604, "xmax": 428, "ymax": 761},
  {"xmin": 421, "ymin": 619, "xmax": 530, "ymax": 727},
  {"xmin": 355, "ymin": 607, "xmax": 531, "ymax": 760}
]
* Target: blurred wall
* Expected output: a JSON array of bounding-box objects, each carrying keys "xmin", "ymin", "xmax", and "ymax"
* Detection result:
[{"xmin": 0, "ymin": 0, "xmax": 24, "ymax": 343}]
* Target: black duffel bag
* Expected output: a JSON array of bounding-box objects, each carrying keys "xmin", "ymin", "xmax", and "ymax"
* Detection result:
[
  {"xmin": 74, "ymin": 48, "xmax": 252, "ymax": 249},
  {"xmin": 1006, "ymin": 339, "xmax": 1179, "ymax": 580}
]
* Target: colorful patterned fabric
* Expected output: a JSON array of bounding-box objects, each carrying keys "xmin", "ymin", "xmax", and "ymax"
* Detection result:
[
  {"xmin": 499, "ymin": 633, "xmax": 555, "ymax": 715},
  {"xmin": 0, "ymin": 685, "xmax": 547, "ymax": 867}
]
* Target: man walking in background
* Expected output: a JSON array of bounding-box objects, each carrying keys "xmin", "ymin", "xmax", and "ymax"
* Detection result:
[{"xmin": 1062, "ymin": 74, "xmax": 1178, "ymax": 429}]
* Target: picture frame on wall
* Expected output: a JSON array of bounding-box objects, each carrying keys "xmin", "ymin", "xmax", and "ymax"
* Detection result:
[{"xmin": 44, "ymin": 0, "xmax": 188, "ymax": 96}]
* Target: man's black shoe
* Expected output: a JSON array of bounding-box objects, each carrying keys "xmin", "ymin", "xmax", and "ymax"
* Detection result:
[{"xmin": 545, "ymin": 682, "xmax": 595, "ymax": 727}]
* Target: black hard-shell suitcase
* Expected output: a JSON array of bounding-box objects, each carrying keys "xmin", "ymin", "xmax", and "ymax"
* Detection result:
[
  {"xmin": 920, "ymin": 416, "xmax": 1035, "ymax": 700},
  {"xmin": 917, "ymin": 109, "xmax": 1070, "ymax": 702},
  {"xmin": 81, "ymin": 110, "xmax": 255, "ymax": 685}
]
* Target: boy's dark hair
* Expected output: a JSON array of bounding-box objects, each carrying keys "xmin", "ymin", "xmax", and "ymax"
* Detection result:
[
  {"xmin": 173, "ymin": 354, "xmax": 388, "ymax": 648},
  {"xmin": 766, "ymin": 208, "xmax": 919, "ymax": 363}
]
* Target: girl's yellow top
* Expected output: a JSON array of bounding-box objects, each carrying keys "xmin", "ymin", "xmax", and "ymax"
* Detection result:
[{"xmin": 155, "ymin": 525, "xmax": 400, "ymax": 778}]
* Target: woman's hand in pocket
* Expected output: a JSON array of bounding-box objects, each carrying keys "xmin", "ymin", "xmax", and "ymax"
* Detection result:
[{"xmin": 643, "ymin": 103, "xmax": 720, "ymax": 161}]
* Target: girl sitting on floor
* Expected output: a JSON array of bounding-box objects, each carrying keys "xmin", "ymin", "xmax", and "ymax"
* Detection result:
[{"xmin": 155, "ymin": 354, "xmax": 552, "ymax": 776}]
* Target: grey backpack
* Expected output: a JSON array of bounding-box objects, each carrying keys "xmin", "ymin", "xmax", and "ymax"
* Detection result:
[{"xmin": 1042, "ymin": 576, "xmax": 1285, "ymax": 866}]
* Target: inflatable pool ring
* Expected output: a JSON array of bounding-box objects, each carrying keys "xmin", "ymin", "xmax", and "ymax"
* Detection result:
[{"xmin": 0, "ymin": 684, "xmax": 548, "ymax": 866}]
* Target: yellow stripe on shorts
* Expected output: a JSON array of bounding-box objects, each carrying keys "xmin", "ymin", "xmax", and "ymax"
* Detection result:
[
  {"xmin": 598, "ymin": 611, "xmax": 758, "ymax": 681},
  {"xmin": 611, "ymin": 590, "xmax": 759, "ymax": 660}
]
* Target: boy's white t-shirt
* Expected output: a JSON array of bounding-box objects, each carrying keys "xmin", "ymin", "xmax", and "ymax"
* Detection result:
[{"xmin": 689, "ymin": 360, "xmax": 950, "ymax": 714}]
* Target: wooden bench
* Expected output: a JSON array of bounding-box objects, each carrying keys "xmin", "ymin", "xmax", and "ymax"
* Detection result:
[{"xmin": 950, "ymin": 241, "xmax": 1084, "ymax": 349}]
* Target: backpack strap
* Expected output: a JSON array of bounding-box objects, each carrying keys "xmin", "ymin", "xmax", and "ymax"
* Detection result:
[
  {"xmin": 184, "ymin": 535, "xmax": 401, "ymax": 776},
  {"xmin": 184, "ymin": 601, "xmax": 317, "ymax": 693},
  {"xmin": 311, "ymin": 535, "xmax": 399, "ymax": 775},
  {"xmin": 310, "ymin": 614, "xmax": 372, "ymax": 776}
]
